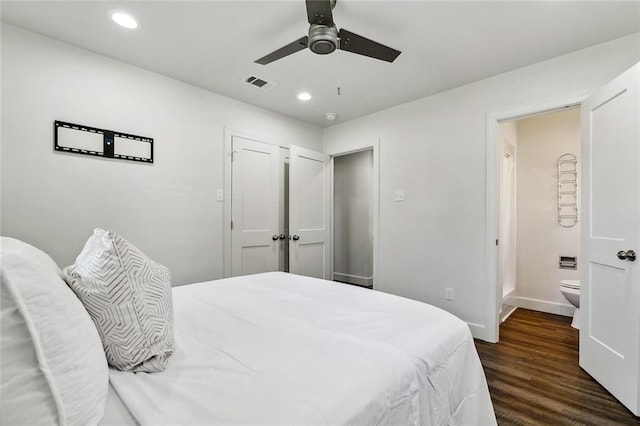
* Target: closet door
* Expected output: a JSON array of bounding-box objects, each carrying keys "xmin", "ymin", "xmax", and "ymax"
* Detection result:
[
  {"xmin": 289, "ymin": 145, "xmax": 331, "ymax": 279},
  {"xmin": 231, "ymin": 136, "xmax": 280, "ymax": 276}
]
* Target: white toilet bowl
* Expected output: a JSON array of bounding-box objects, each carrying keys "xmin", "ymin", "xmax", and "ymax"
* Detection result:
[{"xmin": 560, "ymin": 279, "xmax": 580, "ymax": 329}]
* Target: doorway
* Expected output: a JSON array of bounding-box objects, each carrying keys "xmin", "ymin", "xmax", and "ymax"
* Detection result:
[
  {"xmin": 486, "ymin": 65, "xmax": 640, "ymax": 415},
  {"xmin": 332, "ymin": 149, "xmax": 374, "ymax": 288},
  {"xmin": 497, "ymin": 108, "xmax": 581, "ymax": 324},
  {"xmin": 485, "ymin": 94, "xmax": 587, "ymax": 343}
]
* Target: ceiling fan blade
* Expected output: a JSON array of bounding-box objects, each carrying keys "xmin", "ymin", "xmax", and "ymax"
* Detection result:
[
  {"xmin": 255, "ymin": 36, "xmax": 309, "ymax": 65},
  {"xmin": 305, "ymin": 0, "xmax": 334, "ymax": 26},
  {"xmin": 338, "ymin": 29, "xmax": 401, "ymax": 63}
]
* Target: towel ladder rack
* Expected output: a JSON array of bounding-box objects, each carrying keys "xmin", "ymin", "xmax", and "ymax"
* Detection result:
[{"xmin": 557, "ymin": 153, "xmax": 577, "ymax": 227}]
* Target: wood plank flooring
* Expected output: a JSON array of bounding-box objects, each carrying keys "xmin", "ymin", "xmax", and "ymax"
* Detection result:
[{"xmin": 475, "ymin": 309, "xmax": 640, "ymax": 425}]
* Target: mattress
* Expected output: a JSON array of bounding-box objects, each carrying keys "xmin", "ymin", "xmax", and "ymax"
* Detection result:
[{"xmin": 108, "ymin": 272, "xmax": 495, "ymax": 425}]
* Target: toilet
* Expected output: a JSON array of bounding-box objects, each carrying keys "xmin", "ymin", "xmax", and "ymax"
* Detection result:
[{"xmin": 560, "ymin": 279, "xmax": 580, "ymax": 329}]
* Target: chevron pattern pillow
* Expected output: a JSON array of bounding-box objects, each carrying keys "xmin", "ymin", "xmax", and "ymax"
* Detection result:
[{"xmin": 63, "ymin": 229, "xmax": 174, "ymax": 373}]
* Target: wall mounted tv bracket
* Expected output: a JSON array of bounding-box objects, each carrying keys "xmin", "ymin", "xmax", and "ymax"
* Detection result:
[{"xmin": 54, "ymin": 121, "xmax": 153, "ymax": 164}]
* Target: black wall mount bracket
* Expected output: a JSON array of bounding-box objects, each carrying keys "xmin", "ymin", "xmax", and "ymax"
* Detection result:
[{"xmin": 54, "ymin": 120, "xmax": 154, "ymax": 164}]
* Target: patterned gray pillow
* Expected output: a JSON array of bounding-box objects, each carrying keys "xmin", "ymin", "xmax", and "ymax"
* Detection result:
[{"xmin": 63, "ymin": 228, "xmax": 174, "ymax": 372}]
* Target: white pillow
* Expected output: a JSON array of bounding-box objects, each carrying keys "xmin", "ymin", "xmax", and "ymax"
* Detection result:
[
  {"xmin": 0, "ymin": 237, "xmax": 108, "ymax": 426},
  {"xmin": 63, "ymin": 228, "xmax": 174, "ymax": 372}
]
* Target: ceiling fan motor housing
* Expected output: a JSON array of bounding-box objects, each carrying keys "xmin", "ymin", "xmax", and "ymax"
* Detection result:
[{"xmin": 308, "ymin": 24, "xmax": 338, "ymax": 55}]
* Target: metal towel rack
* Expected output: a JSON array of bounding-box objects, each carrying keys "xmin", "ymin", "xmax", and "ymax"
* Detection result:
[{"xmin": 557, "ymin": 153, "xmax": 577, "ymax": 227}]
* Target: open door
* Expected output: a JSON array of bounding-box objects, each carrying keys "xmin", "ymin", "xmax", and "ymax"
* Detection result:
[
  {"xmin": 580, "ymin": 63, "xmax": 639, "ymax": 415},
  {"xmin": 289, "ymin": 145, "xmax": 331, "ymax": 279}
]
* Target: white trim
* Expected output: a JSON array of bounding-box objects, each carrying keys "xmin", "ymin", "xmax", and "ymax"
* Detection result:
[
  {"xmin": 501, "ymin": 287, "xmax": 517, "ymax": 321},
  {"xmin": 373, "ymin": 140, "xmax": 380, "ymax": 291},
  {"xmin": 328, "ymin": 139, "xmax": 380, "ymax": 290},
  {"xmin": 332, "ymin": 272, "xmax": 373, "ymax": 287},
  {"xmin": 485, "ymin": 92, "xmax": 593, "ymax": 343},
  {"xmin": 223, "ymin": 127, "xmax": 233, "ymax": 278},
  {"xmin": 328, "ymin": 157, "xmax": 334, "ymax": 281},
  {"xmin": 517, "ymin": 296, "xmax": 575, "ymax": 317},
  {"xmin": 466, "ymin": 322, "xmax": 487, "ymax": 338},
  {"xmin": 500, "ymin": 305, "xmax": 518, "ymax": 323}
]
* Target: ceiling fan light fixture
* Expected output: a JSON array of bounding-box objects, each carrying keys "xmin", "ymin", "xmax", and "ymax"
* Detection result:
[
  {"xmin": 297, "ymin": 92, "xmax": 312, "ymax": 101},
  {"xmin": 253, "ymin": 0, "xmax": 400, "ymax": 65},
  {"xmin": 111, "ymin": 12, "xmax": 138, "ymax": 29},
  {"xmin": 308, "ymin": 24, "xmax": 338, "ymax": 55}
]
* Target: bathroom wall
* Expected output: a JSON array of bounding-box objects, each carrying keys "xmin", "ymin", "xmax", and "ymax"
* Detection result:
[{"xmin": 516, "ymin": 108, "xmax": 581, "ymax": 316}]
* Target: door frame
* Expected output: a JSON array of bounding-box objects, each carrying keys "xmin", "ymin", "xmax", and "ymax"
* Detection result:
[
  {"xmin": 329, "ymin": 139, "xmax": 380, "ymax": 289},
  {"xmin": 223, "ymin": 127, "xmax": 287, "ymax": 278},
  {"xmin": 485, "ymin": 93, "xmax": 591, "ymax": 343}
]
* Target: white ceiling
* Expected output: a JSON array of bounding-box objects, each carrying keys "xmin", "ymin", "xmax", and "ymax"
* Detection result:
[{"xmin": 2, "ymin": 1, "xmax": 639, "ymax": 128}]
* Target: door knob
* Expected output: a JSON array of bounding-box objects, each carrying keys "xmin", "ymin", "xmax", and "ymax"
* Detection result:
[
  {"xmin": 272, "ymin": 234, "xmax": 279, "ymax": 241},
  {"xmin": 617, "ymin": 250, "xmax": 636, "ymax": 261},
  {"xmin": 292, "ymin": 235, "xmax": 300, "ymax": 241},
  {"xmin": 279, "ymin": 234, "xmax": 286, "ymax": 240}
]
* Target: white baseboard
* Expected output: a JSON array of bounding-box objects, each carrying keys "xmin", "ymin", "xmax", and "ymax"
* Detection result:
[
  {"xmin": 333, "ymin": 272, "xmax": 373, "ymax": 287},
  {"xmin": 466, "ymin": 322, "xmax": 495, "ymax": 342},
  {"xmin": 517, "ymin": 296, "xmax": 575, "ymax": 317},
  {"xmin": 499, "ymin": 289, "xmax": 517, "ymax": 322},
  {"xmin": 502, "ymin": 288, "xmax": 517, "ymax": 309},
  {"xmin": 500, "ymin": 305, "xmax": 518, "ymax": 323}
]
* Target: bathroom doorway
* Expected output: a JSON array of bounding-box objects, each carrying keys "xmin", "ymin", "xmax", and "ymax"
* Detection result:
[{"xmin": 497, "ymin": 107, "xmax": 581, "ymax": 324}]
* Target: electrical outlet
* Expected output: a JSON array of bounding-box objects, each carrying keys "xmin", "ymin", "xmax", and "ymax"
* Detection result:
[
  {"xmin": 445, "ymin": 288, "xmax": 454, "ymax": 301},
  {"xmin": 394, "ymin": 190, "xmax": 404, "ymax": 202}
]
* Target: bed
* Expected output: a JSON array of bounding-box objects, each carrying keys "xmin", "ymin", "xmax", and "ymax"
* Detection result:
[
  {"xmin": 1, "ymin": 236, "xmax": 495, "ymax": 425},
  {"xmin": 101, "ymin": 272, "xmax": 495, "ymax": 425}
]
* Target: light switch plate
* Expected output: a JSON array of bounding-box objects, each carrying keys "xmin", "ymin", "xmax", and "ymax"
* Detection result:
[
  {"xmin": 216, "ymin": 189, "xmax": 224, "ymax": 202},
  {"xmin": 394, "ymin": 190, "xmax": 404, "ymax": 202},
  {"xmin": 445, "ymin": 288, "xmax": 454, "ymax": 301}
]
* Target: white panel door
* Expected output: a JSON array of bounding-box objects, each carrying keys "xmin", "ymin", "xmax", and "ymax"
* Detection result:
[
  {"xmin": 231, "ymin": 136, "xmax": 280, "ymax": 276},
  {"xmin": 580, "ymin": 63, "xmax": 639, "ymax": 415},
  {"xmin": 289, "ymin": 145, "xmax": 331, "ymax": 279}
]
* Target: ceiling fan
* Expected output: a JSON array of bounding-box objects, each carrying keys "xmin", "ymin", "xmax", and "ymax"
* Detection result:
[{"xmin": 255, "ymin": 0, "xmax": 401, "ymax": 65}]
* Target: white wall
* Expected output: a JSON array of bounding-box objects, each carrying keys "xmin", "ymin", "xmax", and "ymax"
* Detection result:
[
  {"xmin": 322, "ymin": 33, "xmax": 640, "ymax": 339},
  {"xmin": 515, "ymin": 108, "xmax": 580, "ymax": 316},
  {"xmin": 333, "ymin": 149, "xmax": 373, "ymax": 286},
  {"xmin": 0, "ymin": 24, "xmax": 322, "ymax": 285}
]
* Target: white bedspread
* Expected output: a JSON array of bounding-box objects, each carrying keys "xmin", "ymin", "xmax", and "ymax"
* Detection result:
[{"xmin": 109, "ymin": 272, "xmax": 495, "ymax": 425}]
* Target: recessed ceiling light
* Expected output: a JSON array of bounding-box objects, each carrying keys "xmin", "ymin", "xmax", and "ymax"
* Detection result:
[
  {"xmin": 111, "ymin": 12, "xmax": 138, "ymax": 29},
  {"xmin": 297, "ymin": 92, "xmax": 312, "ymax": 101},
  {"xmin": 325, "ymin": 113, "xmax": 337, "ymax": 121}
]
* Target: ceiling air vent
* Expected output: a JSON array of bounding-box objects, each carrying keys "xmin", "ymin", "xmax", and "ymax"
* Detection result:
[{"xmin": 244, "ymin": 75, "xmax": 276, "ymax": 90}]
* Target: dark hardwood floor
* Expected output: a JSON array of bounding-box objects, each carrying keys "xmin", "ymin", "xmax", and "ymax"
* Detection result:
[{"xmin": 475, "ymin": 308, "xmax": 640, "ymax": 425}]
